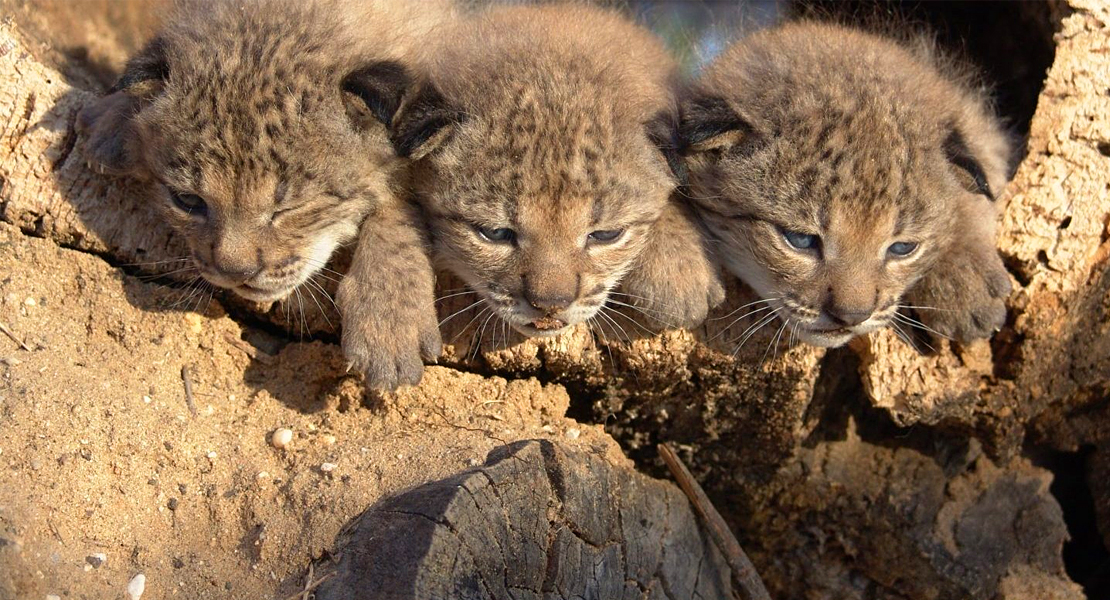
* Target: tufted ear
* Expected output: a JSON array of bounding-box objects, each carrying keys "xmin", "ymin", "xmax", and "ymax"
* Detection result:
[
  {"xmin": 645, "ymin": 110, "xmax": 686, "ymax": 185},
  {"xmin": 943, "ymin": 127, "xmax": 995, "ymax": 200},
  {"xmin": 342, "ymin": 60, "xmax": 412, "ymax": 128},
  {"xmin": 76, "ymin": 36, "xmax": 168, "ymax": 177},
  {"xmin": 389, "ymin": 82, "xmax": 462, "ymax": 160},
  {"xmin": 679, "ymin": 94, "xmax": 755, "ymax": 155}
]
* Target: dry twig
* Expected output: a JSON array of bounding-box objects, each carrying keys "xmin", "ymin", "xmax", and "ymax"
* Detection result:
[
  {"xmin": 0, "ymin": 321, "xmax": 32, "ymax": 351},
  {"xmin": 658, "ymin": 443, "xmax": 771, "ymax": 600},
  {"xmin": 180, "ymin": 365, "xmax": 197, "ymax": 416},
  {"xmin": 221, "ymin": 332, "xmax": 277, "ymax": 365},
  {"xmin": 280, "ymin": 563, "xmax": 334, "ymax": 600}
]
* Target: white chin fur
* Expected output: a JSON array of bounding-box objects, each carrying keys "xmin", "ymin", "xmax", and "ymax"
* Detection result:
[
  {"xmin": 794, "ymin": 328, "xmax": 855, "ymax": 348},
  {"xmin": 207, "ymin": 233, "xmax": 344, "ymax": 304}
]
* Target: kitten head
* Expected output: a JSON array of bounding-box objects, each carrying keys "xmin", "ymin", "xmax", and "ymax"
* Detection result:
[
  {"xmin": 390, "ymin": 5, "xmax": 680, "ymax": 337},
  {"xmin": 77, "ymin": 0, "xmax": 416, "ymax": 302},
  {"xmin": 681, "ymin": 22, "xmax": 1010, "ymax": 347}
]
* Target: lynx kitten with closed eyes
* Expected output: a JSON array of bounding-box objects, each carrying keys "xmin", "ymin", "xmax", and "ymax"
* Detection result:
[
  {"xmin": 387, "ymin": 3, "xmax": 723, "ymax": 344},
  {"xmin": 682, "ymin": 22, "xmax": 1013, "ymax": 348},
  {"xmin": 77, "ymin": 0, "xmax": 453, "ymax": 390}
]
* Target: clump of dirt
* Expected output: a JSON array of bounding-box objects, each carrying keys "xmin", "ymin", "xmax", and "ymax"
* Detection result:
[{"xmin": 0, "ymin": 223, "xmax": 620, "ymax": 599}]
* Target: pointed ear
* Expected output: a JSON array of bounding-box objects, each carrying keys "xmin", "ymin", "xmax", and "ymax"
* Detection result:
[
  {"xmin": 645, "ymin": 110, "xmax": 686, "ymax": 185},
  {"xmin": 389, "ymin": 83, "xmax": 461, "ymax": 160},
  {"xmin": 679, "ymin": 94, "xmax": 754, "ymax": 154},
  {"xmin": 342, "ymin": 60, "xmax": 412, "ymax": 128},
  {"xmin": 76, "ymin": 36, "xmax": 168, "ymax": 177},
  {"xmin": 943, "ymin": 127, "xmax": 995, "ymax": 200}
]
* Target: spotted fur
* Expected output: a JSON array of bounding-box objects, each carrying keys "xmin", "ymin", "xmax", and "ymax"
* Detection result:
[
  {"xmin": 392, "ymin": 2, "xmax": 722, "ymax": 339},
  {"xmin": 77, "ymin": 0, "xmax": 455, "ymax": 389},
  {"xmin": 682, "ymin": 22, "xmax": 1013, "ymax": 348}
]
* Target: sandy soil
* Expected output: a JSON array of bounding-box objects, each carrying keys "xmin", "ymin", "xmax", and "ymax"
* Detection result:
[{"xmin": 0, "ymin": 222, "xmax": 621, "ymax": 599}]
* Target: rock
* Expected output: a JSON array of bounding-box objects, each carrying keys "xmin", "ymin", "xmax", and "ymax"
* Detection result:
[
  {"xmin": 126, "ymin": 573, "xmax": 145, "ymax": 600},
  {"xmin": 270, "ymin": 428, "xmax": 293, "ymax": 449}
]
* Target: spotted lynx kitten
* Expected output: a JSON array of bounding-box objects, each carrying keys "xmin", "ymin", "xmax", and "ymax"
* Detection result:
[
  {"xmin": 77, "ymin": 0, "xmax": 453, "ymax": 390},
  {"xmin": 385, "ymin": 3, "xmax": 723, "ymax": 347},
  {"xmin": 682, "ymin": 22, "xmax": 1013, "ymax": 348}
]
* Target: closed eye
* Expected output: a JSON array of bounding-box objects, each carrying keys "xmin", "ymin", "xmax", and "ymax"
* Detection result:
[{"xmin": 271, "ymin": 206, "xmax": 297, "ymax": 221}]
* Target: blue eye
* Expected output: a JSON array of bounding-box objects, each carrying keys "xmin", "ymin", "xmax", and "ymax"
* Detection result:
[
  {"xmin": 476, "ymin": 226, "xmax": 516, "ymax": 243},
  {"xmin": 888, "ymin": 241, "xmax": 918, "ymax": 257},
  {"xmin": 170, "ymin": 191, "xmax": 208, "ymax": 217},
  {"xmin": 587, "ymin": 229, "xmax": 624, "ymax": 244},
  {"xmin": 782, "ymin": 230, "xmax": 819, "ymax": 251}
]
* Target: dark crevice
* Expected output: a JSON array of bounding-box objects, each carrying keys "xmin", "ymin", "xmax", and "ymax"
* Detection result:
[
  {"xmin": 1001, "ymin": 252, "xmax": 1034, "ymax": 288},
  {"xmin": 1031, "ymin": 446, "xmax": 1110, "ymax": 598}
]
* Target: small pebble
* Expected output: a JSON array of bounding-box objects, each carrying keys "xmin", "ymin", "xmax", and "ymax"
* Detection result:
[
  {"xmin": 127, "ymin": 573, "xmax": 146, "ymax": 600},
  {"xmin": 256, "ymin": 471, "xmax": 269, "ymax": 480},
  {"xmin": 1, "ymin": 357, "xmax": 21, "ymax": 366},
  {"xmin": 321, "ymin": 434, "xmax": 337, "ymax": 445},
  {"xmin": 565, "ymin": 428, "xmax": 581, "ymax": 440},
  {"xmin": 46, "ymin": 595, "xmax": 60, "ymax": 600},
  {"xmin": 142, "ymin": 396, "xmax": 152, "ymax": 404},
  {"xmin": 466, "ymin": 458, "xmax": 479, "ymax": 467},
  {"xmin": 270, "ymin": 428, "xmax": 293, "ymax": 449},
  {"xmin": 86, "ymin": 553, "xmax": 106, "ymax": 568},
  {"xmin": 320, "ymin": 462, "xmax": 337, "ymax": 473},
  {"xmin": 167, "ymin": 498, "xmax": 178, "ymax": 511},
  {"xmin": 206, "ymin": 451, "xmax": 217, "ymax": 459},
  {"xmin": 24, "ymin": 297, "xmax": 36, "ymax": 306}
]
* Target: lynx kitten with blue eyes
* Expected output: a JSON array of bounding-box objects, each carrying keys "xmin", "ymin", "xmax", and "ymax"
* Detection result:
[
  {"xmin": 385, "ymin": 3, "xmax": 723, "ymax": 342},
  {"xmin": 77, "ymin": 0, "xmax": 455, "ymax": 390},
  {"xmin": 681, "ymin": 22, "xmax": 1013, "ymax": 348}
]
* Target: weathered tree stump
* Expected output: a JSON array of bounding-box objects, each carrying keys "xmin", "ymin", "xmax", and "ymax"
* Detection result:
[{"xmin": 316, "ymin": 440, "xmax": 735, "ymax": 600}]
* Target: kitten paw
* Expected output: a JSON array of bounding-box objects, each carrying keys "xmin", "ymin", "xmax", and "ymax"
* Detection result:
[
  {"xmin": 911, "ymin": 249, "xmax": 1012, "ymax": 344},
  {"xmin": 342, "ymin": 311, "xmax": 442, "ymax": 392},
  {"xmin": 621, "ymin": 259, "xmax": 725, "ymax": 330}
]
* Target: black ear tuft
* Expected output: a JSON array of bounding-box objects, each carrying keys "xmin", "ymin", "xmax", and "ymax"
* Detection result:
[
  {"xmin": 390, "ymin": 83, "xmax": 460, "ymax": 159},
  {"xmin": 342, "ymin": 61, "xmax": 412, "ymax": 127},
  {"xmin": 646, "ymin": 111, "xmax": 686, "ymax": 185},
  {"xmin": 679, "ymin": 95, "xmax": 751, "ymax": 151},
  {"xmin": 110, "ymin": 36, "xmax": 169, "ymax": 94},
  {"xmin": 944, "ymin": 128, "xmax": 994, "ymax": 200}
]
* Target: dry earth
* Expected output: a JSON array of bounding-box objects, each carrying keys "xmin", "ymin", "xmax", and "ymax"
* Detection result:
[{"xmin": 2, "ymin": 0, "xmax": 1110, "ymax": 599}]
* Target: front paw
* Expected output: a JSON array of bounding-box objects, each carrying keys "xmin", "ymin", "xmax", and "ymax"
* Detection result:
[
  {"xmin": 342, "ymin": 312, "xmax": 442, "ymax": 392},
  {"xmin": 621, "ymin": 262, "xmax": 725, "ymax": 330},
  {"xmin": 911, "ymin": 249, "xmax": 1012, "ymax": 343}
]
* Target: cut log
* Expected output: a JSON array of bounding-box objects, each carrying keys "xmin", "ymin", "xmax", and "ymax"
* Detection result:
[{"xmin": 316, "ymin": 440, "xmax": 736, "ymax": 600}]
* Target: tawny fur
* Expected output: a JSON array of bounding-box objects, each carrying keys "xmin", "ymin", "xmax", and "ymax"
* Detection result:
[
  {"xmin": 395, "ymin": 2, "xmax": 723, "ymax": 340},
  {"xmin": 76, "ymin": 0, "xmax": 455, "ymax": 390},
  {"xmin": 682, "ymin": 21, "xmax": 1013, "ymax": 348}
]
